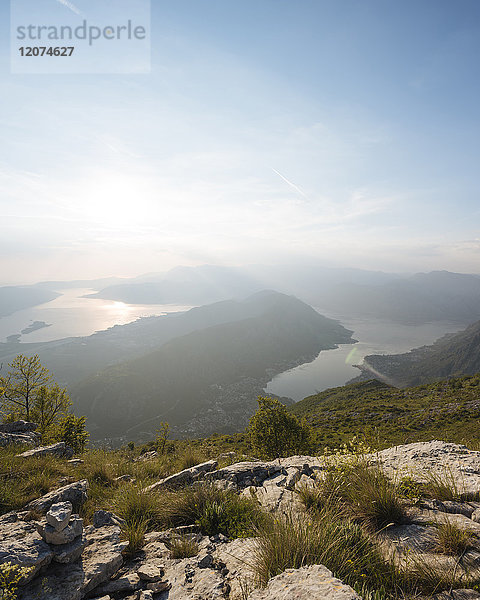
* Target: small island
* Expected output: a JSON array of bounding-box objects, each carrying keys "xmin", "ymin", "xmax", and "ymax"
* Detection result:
[{"xmin": 21, "ymin": 320, "xmax": 51, "ymax": 335}]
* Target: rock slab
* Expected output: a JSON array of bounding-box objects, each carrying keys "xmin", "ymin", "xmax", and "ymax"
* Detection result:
[
  {"xmin": 26, "ymin": 479, "xmax": 88, "ymax": 514},
  {"xmin": 248, "ymin": 564, "xmax": 361, "ymax": 600},
  {"xmin": 18, "ymin": 525, "xmax": 128, "ymax": 600}
]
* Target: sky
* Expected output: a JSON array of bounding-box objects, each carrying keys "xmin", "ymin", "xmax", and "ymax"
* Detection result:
[{"xmin": 1, "ymin": 0, "xmax": 480, "ymax": 284}]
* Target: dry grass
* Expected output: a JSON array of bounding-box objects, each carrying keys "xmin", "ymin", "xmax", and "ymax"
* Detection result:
[
  {"xmin": 436, "ymin": 520, "xmax": 473, "ymax": 555},
  {"xmin": 168, "ymin": 535, "xmax": 199, "ymax": 559}
]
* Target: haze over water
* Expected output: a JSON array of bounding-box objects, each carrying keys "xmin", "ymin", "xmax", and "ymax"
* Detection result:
[{"xmin": 0, "ymin": 288, "xmax": 193, "ymax": 343}]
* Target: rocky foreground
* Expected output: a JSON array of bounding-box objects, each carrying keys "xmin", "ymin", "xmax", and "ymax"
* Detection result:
[{"xmin": 4, "ymin": 440, "xmax": 480, "ymax": 599}]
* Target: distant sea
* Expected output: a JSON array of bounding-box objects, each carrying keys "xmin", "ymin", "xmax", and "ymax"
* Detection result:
[
  {"xmin": 0, "ymin": 288, "xmax": 193, "ymax": 343},
  {"xmin": 266, "ymin": 310, "xmax": 465, "ymax": 401}
]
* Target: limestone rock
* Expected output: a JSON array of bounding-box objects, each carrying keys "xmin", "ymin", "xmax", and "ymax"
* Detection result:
[
  {"xmin": 19, "ymin": 525, "xmax": 128, "ymax": 600},
  {"xmin": 42, "ymin": 515, "xmax": 83, "ymax": 545},
  {"xmin": 372, "ymin": 441, "xmax": 480, "ymax": 496},
  {"xmin": 409, "ymin": 507, "xmax": 480, "ymax": 535},
  {"xmin": 145, "ymin": 580, "xmax": 172, "ymax": 592},
  {"xmin": 197, "ymin": 552, "xmax": 214, "ymax": 568},
  {"xmin": 214, "ymin": 537, "xmax": 258, "ymax": 599},
  {"xmin": 248, "ymin": 564, "xmax": 361, "ymax": 600},
  {"xmin": 0, "ymin": 513, "xmax": 53, "ymax": 583},
  {"xmin": 144, "ymin": 460, "xmax": 218, "ymax": 492},
  {"xmin": 17, "ymin": 442, "xmax": 74, "ymax": 460},
  {"xmin": 206, "ymin": 461, "xmax": 284, "ymax": 489},
  {"xmin": 26, "ymin": 479, "xmax": 88, "ymax": 514},
  {"xmin": 162, "ymin": 558, "xmax": 225, "ymax": 599},
  {"xmin": 46, "ymin": 502, "xmax": 73, "ymax": 532},
  {"xmin": 51, "ymin": 533, "xmax": 87, "ymax": 564},
  {"xmin": 0, "ymin": 421, "xmax": 41, "ymax": 447},
  {"xmin": 0, "ymin": 431, "xmax": 39, "ymax": 447},
  {"xmin": 92, "ymin": 510, "xmax": 125, "ymax": 528},
  {"xmin": 434, "ymin": 590, "xmax": 480, "ymax": 600},
  {"xmin": 472, "ymin": 508, "xmax": 480, "ymax": 523},
  {"xmin": 137, "ymin": 562, "xmax": 164, "ymax": 582},
  {"xmin": 90, "ymin": 573, "xmax": 141, "ymax": 596},
  {"xmin": 0, "ymin": 420, "xmax": 38, "ymax": 433}
]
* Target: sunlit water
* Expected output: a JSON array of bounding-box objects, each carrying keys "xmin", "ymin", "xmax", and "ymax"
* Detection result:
[
  {"xmin": 0, "ymin": 288, "xmax": 193, "ymax": 343},
  {"xmin": 265, "ymin": 310, "xmax": 465, "ymax": 401}
]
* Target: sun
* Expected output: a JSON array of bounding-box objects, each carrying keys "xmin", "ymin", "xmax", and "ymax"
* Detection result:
[{"xmin": 75, "ymin": 171, "xmax": 154, "ymax": 231}]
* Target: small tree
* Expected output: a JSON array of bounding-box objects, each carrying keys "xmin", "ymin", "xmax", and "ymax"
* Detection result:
[
  {"xmin": 154, "ymin": 421, "xmax": 170, "ymax": 455},
  {"xmin": 249, "ymin": 396, "xmax": 313, "ymax": 460},
  {"xmin": 0, "ymin": 354, "xmax": 88, "ymax": 451},
  {"xmin": 0, "ymin": 354, "xmax": 52, "ymax": 421},
  {"xmin": 31, "ymin": 384, "xmax": 71, "ymax": 437},
  {"xmin": 51, "ymin": 414, "xmax": 89, "ymax": 453}
]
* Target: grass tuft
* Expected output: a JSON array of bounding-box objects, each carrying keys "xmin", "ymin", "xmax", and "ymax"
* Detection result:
[
  {"xmin": 121, "ymin": 517, "xmax": 149, "ymax": 558},
  {"xmin": 155, "ymin": 484, "xmax": 267, "ymax": 538},
  {"xmin": 168, "ymin": 535, "xmax": 199, "ymax": 559},
  {"xmin": 300, "ymin": 459, "xmax": 406, "ymax": 531},
  {"xmin": 423, "ymin": 469, "xmax": 462, "ymax": 502},
  {"xmin": 253, "ymin": 506, "xmax": 398, "ymax": 591},
  {"xmin": 435, "ymin": 519, "xmax": 472, "ymax": 555}
]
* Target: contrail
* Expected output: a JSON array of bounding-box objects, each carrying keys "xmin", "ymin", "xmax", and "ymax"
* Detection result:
[
  {"xmin": 55, "ymin": 0, "xmax": 82, "ymax": 16},
  {"xmin": 271, "ymin": 167, "xmax": 310, "ymax": 201}
]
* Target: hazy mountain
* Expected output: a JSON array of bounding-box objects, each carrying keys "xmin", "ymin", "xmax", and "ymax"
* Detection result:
[
  {"xmin": 86, "ymin": 264, "xmax": 400, "ymax": 306},
  {"xmin": 351, "ymin": 318, "xmax": 480, "ymax": 388},
  {"xmin": 33, "ymin": 276, "xmax": 125, "ymax": 291},
  {"xmin": 69, "ymin": 291, "xmax": 355, "ymax": 441},
  {"xmin": 86, "ymin": 266, "xmax": 262, "ymax": 305},
  {"xmin": 316, "ymin": 270, "xmax": 480, "ymax": 324},
  {"xmin": 0, "ymin": 286, "xmax": 60, "ymax": 318}
]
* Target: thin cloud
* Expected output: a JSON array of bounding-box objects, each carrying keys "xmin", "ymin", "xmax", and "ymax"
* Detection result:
[
  {"xmin": 55, "ymin": 0, "xmax": 82, "ymax": 16},
  {"xmin": 271, "ymin": 168, "xmax": 310, "ymax": 201}
]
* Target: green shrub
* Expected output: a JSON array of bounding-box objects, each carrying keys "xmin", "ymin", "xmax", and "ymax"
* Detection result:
[
  {"xmin": 398, "ymin": 475, "xmax": 423, "ymax": 500},
  {"xmin": 50, "ymin": 414, "xmax": 89, "ymax": 453},
  {"xmin": 249, "ymin": 396, "xmax": 313, "ymax": 459},
  {"xmin": 155, "ymin": 484, "xmax": 267, "ymax": 538},
  {"xmin": 0, "ymin": 562, "xmax": 35, "ymax": 600}
]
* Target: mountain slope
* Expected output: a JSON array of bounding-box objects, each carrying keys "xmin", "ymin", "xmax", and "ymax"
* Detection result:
[
  {"xmin": 317, "ymin": 270, "xmax": 480, "ymax": 324},
  {"xmin": 0, "ymin": 286, "xmax": 59, "ymax": 318},
  {"xmin": 291, "ymin": 374, "xmax": 480, "ymax": 449},
  {"xmin": 70, "ymin": 291, "xmax": 354, "ymax": 441}
]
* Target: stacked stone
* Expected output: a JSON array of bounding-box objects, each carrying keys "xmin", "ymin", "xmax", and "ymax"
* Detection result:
[{"xmin": 36, "ymin": 501, "xmax": 86, "ymax": 563}]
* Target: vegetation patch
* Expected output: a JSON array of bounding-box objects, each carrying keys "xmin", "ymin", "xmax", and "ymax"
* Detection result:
[{"xmin": 154, "ymin": 484, "xmax": 268, "ymax": 538}]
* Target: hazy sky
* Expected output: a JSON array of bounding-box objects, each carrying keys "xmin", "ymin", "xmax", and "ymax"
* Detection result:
[{"xmin": 1, "ymin": 0, "xmax": 480, "ymax": 283}]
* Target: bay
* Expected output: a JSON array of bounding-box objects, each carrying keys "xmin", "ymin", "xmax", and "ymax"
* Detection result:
[{"xmin": 265, "ymin": 310, "xmax": 465, "ymax": 401}]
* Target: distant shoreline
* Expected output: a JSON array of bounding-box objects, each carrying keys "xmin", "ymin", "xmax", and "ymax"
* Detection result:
[{"xmin": 21, "ymin": 320, "xmax": 52, "ymax": 335}]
